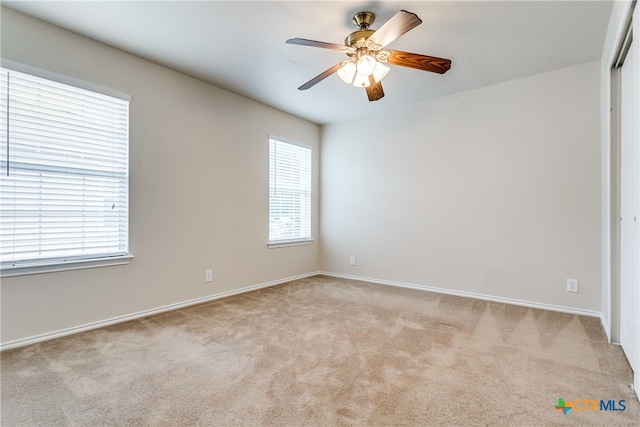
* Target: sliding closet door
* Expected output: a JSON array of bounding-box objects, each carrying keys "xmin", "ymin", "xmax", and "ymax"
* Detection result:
[{"xmin": 619, "ymin": 11, "xmax": 639, "ymax": 390}]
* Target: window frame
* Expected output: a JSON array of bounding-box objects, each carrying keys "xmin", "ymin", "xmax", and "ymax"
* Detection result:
[
  {"xmin": 267, "ymin": 135, "xmax": 313, "ymax": 248},
  {"xmin": 0, "ymin": 60, "xmax": 133, "ymax": 277}
]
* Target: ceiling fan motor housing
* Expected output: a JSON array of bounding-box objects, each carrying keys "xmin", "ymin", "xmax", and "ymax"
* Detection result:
[{"xmin": 345, "ymin": 29, "xmax": 375, "ymax": 48}]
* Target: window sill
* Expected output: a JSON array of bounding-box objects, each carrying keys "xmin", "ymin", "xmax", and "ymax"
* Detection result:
[
  {"xmin": 267, "ymin": 239, "xmax": 314, "ymax": 249},
  {"xmin": 0, "ymin": 255, "xmax": 134, "ymax": 278}
]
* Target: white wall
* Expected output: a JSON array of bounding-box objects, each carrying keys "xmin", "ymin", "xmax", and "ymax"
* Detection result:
[
  {"xmin": 0, "ymin": 6, "xmax": 607, "ymax": 348},
  {"xmin": 0, "ymin": 9, "xmax": 321, "ymax": 346},
  {"xmin": 321, "ymin": 61, "xmax": 602, "ymax": 312}
]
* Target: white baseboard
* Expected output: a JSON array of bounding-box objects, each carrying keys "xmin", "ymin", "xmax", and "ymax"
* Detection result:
[
  {"xmin": 2, "ymin": 270, "xmax": 606, "ymax": 351},
  {"xmin": 319, "ymin": 271, "xmax": 603, "ymax": 319},
  {"xmin": 0, "ymin": 271, "xmax": 321, "ymax": 351}
]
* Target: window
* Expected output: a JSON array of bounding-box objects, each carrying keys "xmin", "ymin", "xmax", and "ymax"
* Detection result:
[
  {"xmin": 0, "ymin": 66, "xmax": 130, "ymax": 275},
  {"xmin": 268, "ymin": 137, "xmax": 312, "ymax": 246}
]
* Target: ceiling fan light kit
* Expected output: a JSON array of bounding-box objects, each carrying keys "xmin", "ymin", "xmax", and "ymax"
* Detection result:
[
  {"xmin": 286, "ymin": 10, "xmax": 452, "ymax": 101},
  {"xmin": 337, "ymin": 56, "xmax": 390, "ymax": 87}
]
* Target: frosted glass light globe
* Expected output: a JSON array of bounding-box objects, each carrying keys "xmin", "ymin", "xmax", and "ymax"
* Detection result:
[{"xmin": 356, "ymin": 55, "xmax": 377, "ymax": 76}]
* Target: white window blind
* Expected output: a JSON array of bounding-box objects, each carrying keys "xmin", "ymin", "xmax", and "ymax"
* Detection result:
[
  {"xmin": 0, "ymin": 67, "xmax": 130, "ymax": 270},
  {"xmin": 268, "ymin": 137, "xmax": 312, "ymax": 245}
]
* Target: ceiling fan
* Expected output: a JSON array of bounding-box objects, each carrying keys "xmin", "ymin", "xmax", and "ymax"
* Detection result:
[{"xmin": 286, "ymin": 10, "xmax": 452, "ymax": 101}]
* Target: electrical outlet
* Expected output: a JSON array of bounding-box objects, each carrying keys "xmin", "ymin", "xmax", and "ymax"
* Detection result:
[
  {"xmin": 350, "ymin": 256, "xmax": 356, "ymax": 266},
  {"xmin": 567, "ymin": 279, "xmax": 578, "ymax": 293},
  {"xmin": 205, "ymin": 270, "xmax": 213, "ymax": 283}
]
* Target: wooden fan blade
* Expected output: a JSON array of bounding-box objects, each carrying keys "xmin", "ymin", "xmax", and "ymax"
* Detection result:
[
  {"xmin": 367, "ymin": 10, "xmax": 422, "ymax": 48},
  {"xmin": 365, "ymin": 76, "xmax": 384, "ymax": 101},
  {"xmin": 387, "ymin": 50, "xmax": 451, "ymax": 74},
  {"xmin": 298, "ymin": 62, "xmax": 344, "ymax": 90},
  {"xmin": 286, "ymin": 38, "xmax": 349, "ymax": 52}
]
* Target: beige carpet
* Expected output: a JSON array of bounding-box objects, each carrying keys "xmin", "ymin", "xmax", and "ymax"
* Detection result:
[{"xmin": 1, "ymin": 275, "xmax": 638, "ymax": 426}]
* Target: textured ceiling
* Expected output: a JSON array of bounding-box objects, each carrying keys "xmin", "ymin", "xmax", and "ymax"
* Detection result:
[{"xmin": 3, "ymin": 1, "xmax": 614, "ymax": 124}]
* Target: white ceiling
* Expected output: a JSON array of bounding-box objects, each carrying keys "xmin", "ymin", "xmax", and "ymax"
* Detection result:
[{"xmin": 3, "ymin": 1, "xmax": 613, "ymax": 125}]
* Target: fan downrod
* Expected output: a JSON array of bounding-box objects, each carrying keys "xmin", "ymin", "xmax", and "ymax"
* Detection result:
[
  {"xmin": 346, "ymin": 12, "xmax": 376, "ymax": 46},
  {"xmin": 352, "ymin": 11, "xmax": 375, "ymax": 29}
]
